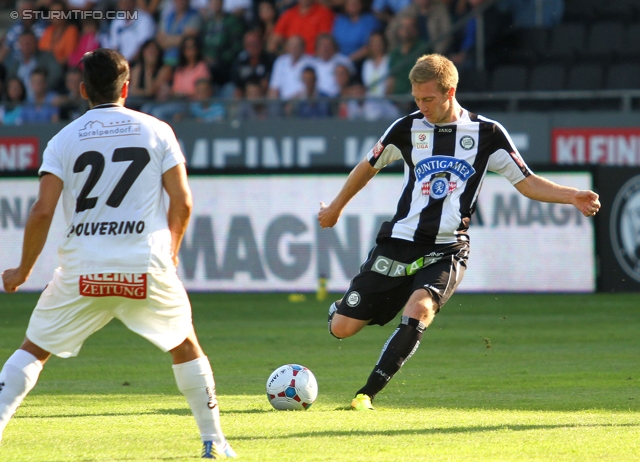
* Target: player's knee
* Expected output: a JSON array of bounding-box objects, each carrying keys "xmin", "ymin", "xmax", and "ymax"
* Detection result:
[{"xmin": 329, "ymin": 321, "xmax": 353, "ymax": 339}]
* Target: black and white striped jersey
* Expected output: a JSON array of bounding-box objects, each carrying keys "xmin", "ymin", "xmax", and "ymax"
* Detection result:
[{"xmin": 367, "ymin": 108, "xmax": 532, "ymax": 245}]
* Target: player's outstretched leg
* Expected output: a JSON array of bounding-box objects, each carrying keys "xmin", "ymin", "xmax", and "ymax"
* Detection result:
[
  {"xmin": 0, "ymin": 349, "xmax": 44, "ymax": 442},
  {"xmin": 351, "ymin": 316, "xmax": 426, "ymax": 410}
]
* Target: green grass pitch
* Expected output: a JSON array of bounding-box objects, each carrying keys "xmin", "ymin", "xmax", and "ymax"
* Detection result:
[{"xmin": 0, "ymin": 292, "xmax": 639, "ymax": 461}]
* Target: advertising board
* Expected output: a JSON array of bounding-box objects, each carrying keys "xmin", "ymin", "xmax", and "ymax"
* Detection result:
[
  {"xmin": 0, "ymin": 173, "xmax": 595, "ymax": 292},
  {"xmin": 553, "ymin": 128, "xmax": 640, "ymax": 165}
]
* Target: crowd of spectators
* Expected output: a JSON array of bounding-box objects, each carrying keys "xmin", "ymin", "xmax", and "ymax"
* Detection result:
[{"xmin": 0, "ymin": 0, "xmax": 565, "ymax": 124}]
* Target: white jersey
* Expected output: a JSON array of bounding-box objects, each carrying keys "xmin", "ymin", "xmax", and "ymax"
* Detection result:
[{"xmin": 39, "ymin": 104, "xmax": 185, "ymax": 275}]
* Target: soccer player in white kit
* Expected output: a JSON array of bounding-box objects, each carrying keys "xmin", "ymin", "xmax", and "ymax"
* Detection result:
[{"xmin": 0, "ymin": 49, "xmax": 236, "ymax": 459}]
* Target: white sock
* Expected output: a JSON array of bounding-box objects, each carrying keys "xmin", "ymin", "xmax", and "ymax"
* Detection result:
[
  {"xmin": 0, "ymin": 350, "xmax": 43, "ymax": 441},
  {"xmin": 172, "ymin": 356, "xmax": 226, "ymax": 446}
]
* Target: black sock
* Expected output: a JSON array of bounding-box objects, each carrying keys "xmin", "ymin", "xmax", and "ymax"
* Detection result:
[{"xmin": 356, "ymin": 316, "xmax": 425, "ymax": 400}]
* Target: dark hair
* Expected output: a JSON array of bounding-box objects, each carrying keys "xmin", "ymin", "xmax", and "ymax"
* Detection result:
[
  {"xmin": 19, "ymin": 29, "xmax": 37, "ymax": 40},
  {"xmin": 31, "ymin": 67, "xmax": 48, "ymax": 79},
  {"xmin": 81, "ymin": 48, "xmax": 130, "ymax": 105},
  {"xmin": 49, "ymin": 0, "xmax": 68, "ymax": 17},
  {"xmin": 6, "ymin": 77, "xmax": 27, "ymax": 102},
  {"xmin": 137, "ymin": 38, "xmax": 164, "ymax": 74},
  {"xmin": 302, "ymin": 66, "xmax": 317, "ymax": 77},
  {"xmin": 178, "ymin": 36, "xmax": 203, "ymax": 68},
  {"xmin": 369, "ymin": 31, "xmax": 388, "ymax": 52}
]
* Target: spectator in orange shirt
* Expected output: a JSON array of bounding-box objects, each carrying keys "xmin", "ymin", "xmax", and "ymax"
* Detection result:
[
  {"xmin": 38, "ymin": 0, "xmax": 79, "ymax": 66},
  {"xmin": 268, "ymin": 0, "xmax": 335, "ymax": 55}
]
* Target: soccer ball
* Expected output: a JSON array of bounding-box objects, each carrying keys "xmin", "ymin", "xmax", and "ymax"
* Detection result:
[{"xmin": 266, "ymin": 364, "xmax": 318, "ymax": 410}]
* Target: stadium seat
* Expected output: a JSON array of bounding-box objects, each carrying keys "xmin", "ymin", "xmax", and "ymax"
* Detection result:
[
  {"xmin": 581, "ymin": 21, "xmax": 625, "ymax": 62},
  {"xmin": 528, "ymin": 64, "xmax": 565, "ymax": 91},
  {"xmin": 621, "ymin": 24, "xmax": 640, "ymax": 60},
  {"xmin": 564, "ymin": 64, "xmax": 606, "ymax": 111},
  {"xmin": 457, "ymin": 68, "xmax": 489, "ymax": 93},
  {"xmin": 594, "ymin": 0, "xmax": 639, "ymax": 22},
  {"xmin": 544, "ymin": 23, "xmax": 586, "ymax": 62},
  {"xmin": 503, "ymin": 27, "xmax": 549, "ymax": 66},
  {"xmin": 490, "ymin": 64, "xmax": 528, "ymax": 92},
  {"xmin": 563, "ymin": 0, "xmax": 599, "ymax": 24},
  {"xmin": 566, "ymin": 64, "xmax": 603, "ymax": 91},
  {"xmin": 605, "ymin": 63, "xmax": 640, "ymax": 89}
]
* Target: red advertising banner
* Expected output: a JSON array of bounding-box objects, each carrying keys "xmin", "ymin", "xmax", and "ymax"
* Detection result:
[
  {"xmin": 0, "ymin": 137, "xmax": 40, "ymax": 171},
  {"xmin": 552, "ymin": 128, "xmax": 640, "ymax": 165}
]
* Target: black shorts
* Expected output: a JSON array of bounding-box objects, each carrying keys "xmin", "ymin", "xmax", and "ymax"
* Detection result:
[{"xmin": 336, "ymin": 238, "xmax": 469, "ymax": 326}]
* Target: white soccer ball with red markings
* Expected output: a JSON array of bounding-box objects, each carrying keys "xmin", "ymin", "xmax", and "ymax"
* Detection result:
[{"xmin": 266, "ymin": 364, "xmax": 318, "ymax": 410}]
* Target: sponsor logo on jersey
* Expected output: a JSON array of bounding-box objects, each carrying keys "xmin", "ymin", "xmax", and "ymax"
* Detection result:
[
  {"xmin": 412, "ymin": 132, "xmax": 432, "ymax": 150},
  {"xmin": 610, "ymin": 175, "xmax": 640, "ymax": 283},
  {"xmin": 459, "ymin": 135, "xmax": 475, "ymax": 150},
  {"xmin": 79, "ymin": 273, "xmax": 147, "ymax": 299},
  {"xmin": 78, "ymin": 120, "xmax": 141, "ymax": 140},
  {"xmin": 67, "ymin": 220, "xmax": 145, "ymax": 237},
  {"xmin": 437, "ymin": 128, "xmax": 453, "ymax": 133},
  {"xmin": 371, "ymin": 254, "xmax": 442, "ymax": 277},
  {"xmin": 346, "ymin": 291, "xmax": 360, "ymax": 307},
  {"xmin": 372, "ymin": 140, "xmax": 385, "ymax": 158},
  {"xmin": 414, "ymin": 156, "xmax": 475, "ymax": 182},
  {"xmin": 421, "ymin": 178, "xmax": 458, "ymax": 199}
]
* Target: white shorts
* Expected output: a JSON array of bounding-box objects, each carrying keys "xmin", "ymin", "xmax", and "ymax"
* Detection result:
[{"xmin": 26, "ymin": 268, "xmax": 193, "ymax": 358}]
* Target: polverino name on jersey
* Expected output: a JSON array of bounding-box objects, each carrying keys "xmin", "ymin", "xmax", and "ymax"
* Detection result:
[{"xmin": 66, "ymin": 220, "xmax": 145, "ymax": 238}]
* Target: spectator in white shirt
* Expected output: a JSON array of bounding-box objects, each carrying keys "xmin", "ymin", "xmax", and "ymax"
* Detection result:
[
  {"xmin": 311, "ymin": 33, "xmax": 355, "ymax": 97},
  {"xmin": 361, "ymin": 31, "xmax": 390, "ymax": 97},
  {"xmin": 109, "ymin": 0, "xmax": 157, "ymax": 62},
  {"xmin": 267, "ymin": 35, "xmax": 315, "ymax": 100}
]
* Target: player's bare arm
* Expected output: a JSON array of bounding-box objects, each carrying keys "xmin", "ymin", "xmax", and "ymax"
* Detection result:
[
  {"xmin": 162, "ymin": 163, "xmax": 193, "ymax": 267},
  {"xmin": 2, "ymin": 173, "xmax": 63, "ymax": 293},
  {"xmin": 318, "ymin": 159, "xmax": 378, "ymax": 228},
  {"xmin": 514, "ymin": 174, "xmax": 601, "ymax": 217}
]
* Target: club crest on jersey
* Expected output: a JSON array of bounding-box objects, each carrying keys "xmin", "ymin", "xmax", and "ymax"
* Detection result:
[
  {"xmin": 372, "ymin": 140, "xmax": 385, "ymax": 158},
  {"xmin": 459, "ymin": 135, "xmax": 475, "ymax": 150},
  {"xmin": 412, "ymin": 131, "xmax": 432, "ymax": 150},
  {"xmin": 414, "ymin": 156, "xmax": 475, "ymax": 182},
  {"xmin": 422, "ymin": 178, "xmax": 457, "ymax": 199}
]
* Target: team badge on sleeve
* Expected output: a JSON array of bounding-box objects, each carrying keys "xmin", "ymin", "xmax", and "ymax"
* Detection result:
[
  {"xmin": 509, "ymin": 150, "xmax": 526, "ymax": 168},
  {"xmin": 372, "ymin": 140, "xmax": 385, "ymax": 158}
]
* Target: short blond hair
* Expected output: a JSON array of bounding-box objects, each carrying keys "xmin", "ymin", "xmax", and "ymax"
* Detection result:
[{"xmin": 408, "ymin": 54, "xmax": 459, "ymax": 94}]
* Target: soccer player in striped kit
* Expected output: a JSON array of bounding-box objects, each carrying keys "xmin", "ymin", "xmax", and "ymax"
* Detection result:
[{"xmin": 318, "ymin": 53, "xmax": 601, "ymax": 411}]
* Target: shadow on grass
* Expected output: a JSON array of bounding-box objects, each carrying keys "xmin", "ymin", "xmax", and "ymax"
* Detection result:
[
  {"xmin": 160, "ymin": 408, "xmax": 272, "ymax": 415},
  {"xmin": 232, "ymin": 422, "xmax": 640, "ymax": 440},
  {"xmin": 15, "ymin": 407, "xmax": 272, "ymax": 419}
]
